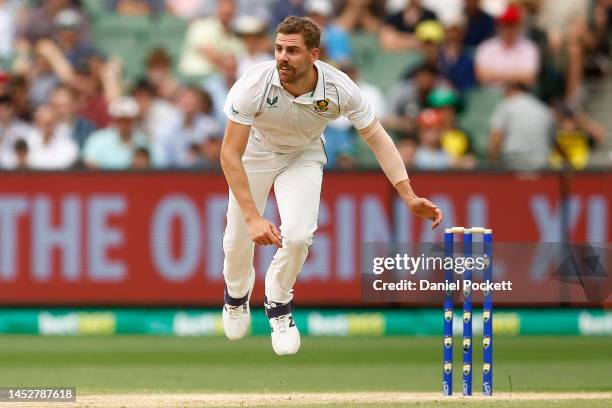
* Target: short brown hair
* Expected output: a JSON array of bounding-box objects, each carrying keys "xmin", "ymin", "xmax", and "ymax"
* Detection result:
[{"xmin": 276, "ymin": 16, "xmax": 321, "ymax": 50}]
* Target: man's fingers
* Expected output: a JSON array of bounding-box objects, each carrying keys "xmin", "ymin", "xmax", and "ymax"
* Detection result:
[
  {"xmin": 267, "ymin": 231, "xmax": 282, "ymax": 248},
  {"xmin": 269, "ymin": 224, "xmax": 283, "ymax": 248},
  {"xmin": 431, "ymin": 208, "xmax": 443, "ymax": 229}
]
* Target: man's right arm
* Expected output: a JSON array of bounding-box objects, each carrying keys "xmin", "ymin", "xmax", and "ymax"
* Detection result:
[{"xmin": 220, "ymin": 119, "xmax": 282, "ymax": 247}]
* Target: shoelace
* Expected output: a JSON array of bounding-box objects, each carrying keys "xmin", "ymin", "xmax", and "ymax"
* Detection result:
[
  {"xmin": 270, "ymin": 315, "xmax": 292, "ymax": 333},
  {"xmin": 225, "ymin": 304, "xmax": 246, "ymax": 319}
]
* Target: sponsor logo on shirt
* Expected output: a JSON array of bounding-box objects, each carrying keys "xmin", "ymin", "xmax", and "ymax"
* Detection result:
[
  {"xmin": 314, "ymin": 98, "xmax": 330, "ymax": 113},
  {"xmin": 266, "ymin": 96, "xmax": 278, "ymax": 108},
  {"xmin": 230, "ymin": 104, "xmax": 239, "ymax": 115}
]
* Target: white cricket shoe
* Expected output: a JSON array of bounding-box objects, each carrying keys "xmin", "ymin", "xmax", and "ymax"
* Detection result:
[
  {"xmin": 265, "ymin": 298, "xmax": 301, "ymax": 355},
  {"xmin": 269, "ymin": 313, "xmax": 301, "ymax": 355},
  {"xmin": 222, "ymin": 276, "xmax": 255, "ymax": 340},
  {"xmin": 222, "ymin": 300, "xmax": 250, "ymax": 340}
]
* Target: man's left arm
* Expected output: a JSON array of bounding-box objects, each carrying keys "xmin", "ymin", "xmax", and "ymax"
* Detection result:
[{"xmin": 357, "ymin": 119, "xmax": 443, "ymax": 229}]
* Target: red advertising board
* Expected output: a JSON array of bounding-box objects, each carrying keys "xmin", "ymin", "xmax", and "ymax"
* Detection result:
[{"xmin": 0, "ymin": 171, "xmax": 609, "ymax": 306}]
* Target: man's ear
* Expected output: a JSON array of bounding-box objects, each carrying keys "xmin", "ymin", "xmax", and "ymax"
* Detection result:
[{"xmin": 311, "ymin": 47, "xmax": 320, "ymax": 61}]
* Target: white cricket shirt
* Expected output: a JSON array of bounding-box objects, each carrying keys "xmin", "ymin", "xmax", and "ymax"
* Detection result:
[{"xmin": 223, "ymin": 60, "xmax": 375, "ymax": 153}]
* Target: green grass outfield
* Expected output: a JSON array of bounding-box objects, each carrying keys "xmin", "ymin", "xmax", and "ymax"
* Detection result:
[{"xmin": 0, "ymin": 335, "xmax": 610, "ymax": 407}]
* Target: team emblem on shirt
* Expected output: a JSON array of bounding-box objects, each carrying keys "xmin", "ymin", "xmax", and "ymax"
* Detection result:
[
  {"xmin": 231, "ymin": 104, "xmax": 239, "ymax": 115},
  {"xmin": 314, "ymin": 98, "xmax": 330, "ymax": 113},
  {"xmin": 266, "ymin": 96, "xmax": 278, "ymax": 107}
]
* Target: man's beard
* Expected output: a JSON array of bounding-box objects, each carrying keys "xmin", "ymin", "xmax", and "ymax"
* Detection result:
[{"xmin": 278, "ymin": 63, "xmax": 306, "ymax": 84}]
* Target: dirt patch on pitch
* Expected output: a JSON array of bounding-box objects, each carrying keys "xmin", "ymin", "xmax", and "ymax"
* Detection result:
[{"xmin": 7, "ymin": 392, "xmax": 612, "ymax": 407}]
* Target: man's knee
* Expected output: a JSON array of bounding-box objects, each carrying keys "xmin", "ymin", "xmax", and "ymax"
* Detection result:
[{"xmin": 282, "ymin": 232, "xmax": 313, "ymax": 251}]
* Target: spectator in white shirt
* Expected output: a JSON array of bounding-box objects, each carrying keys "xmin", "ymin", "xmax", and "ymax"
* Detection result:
[{"xmin": 26, "ymin": 104, "xmax": 79, "ymax": 169}]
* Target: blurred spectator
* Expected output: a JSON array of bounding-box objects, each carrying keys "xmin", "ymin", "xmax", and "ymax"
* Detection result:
[
  {"xmin": 414, "ymin": 20, "xmax": 445, "ymax": 67},
  {"xmin": 550, "ymin": 102, "xmax": 606, "ymax": 169},
  {"xmin": 53, "ymin": 8, "xmax": 98, "ymax": 69},
  {"xmin": 0, "ymin": 0, "xmax": 23, "ymax": 61},
  {"xmin": 232, "ymin": 15, "xmax": 272, "ymax": 76},
  {"xmin": 179, "ymin": 0, "xmax": 245, "ymax": 77},
  {"xmin": 17, "ymin": 0, "xmax": 88, "ymax": 44},
  {"xmin": 488, "ymin": 83, "xmax": 554, "ymax": 170},
  {"xmin": 396, "ymin": 133, "xmax": 418, "ymax": 169},
  {"xmin": 514, "ymin": 0, "xmax": 561, "ymax": 103},
  {"xmin": 14, "ymin": 40, "xmax": 61, "ymax": 107},
  {"xmin": 271, "ymin": 0, "xmax": 306, "ymax": 29},
  {"xmin": 83, "ymin": 97, "xmax": 150, "ymax": 169},
  {"xmin": 335, "ymin": 0, "xmax": 385, "ymax": 33},
  {"xmin": 0, "ymin": 94, "xmax": 31, "ymax": 168},
  {"xmin": 25, "ymin": 104, "xmax": 78, "ymax": 169},
  {"xmin": 5, "ymin": 76, "xmax": 32, "ymax": 121},
  {"xmin": 49, "ymin": 85, "xmax": 96, "ymax": 150},
  {"xmin": 588, "ymin": 0, "xmax": 611, "ymax": 74},
  {"xmin": 0, "ymin": 69, "xmax": 9, "ymax": 94},
  {"xmin": 172, "ymin": 0, "xmax": 272, "ymax": 22},
  {"xmin": 203, "ymin": 54, "xmax": 238, "ymax": 128},
  {"xmin": 413, "ymin": 18, "xmax": 475, "ymax": 98},
  {"xmin": 438, "ymin": 15, "xmax": 476, "ymax": 94},
  {"xmin": 305, "ymin": 0, "xmax": 352, "ymax": 64},
  {"xmin": 72, "ymin": 55, "xmax": 123, "ymax": 129},
  {"xmin": 323, "ymin": 116, "xmax": 357, "ymax": 169},
  {"xmin": 380, "ymin": 0, "xmax": 437, "ymax": 51},
  {"xmin": 343, "ymin": 63, "xmax": 386, "ymax": 118},
  {"xmin": 199, "ymin": 133, "xmax": 223, "ymax": 169},
  {"xmin": 13, "ymin": 138, "xmax": 28, "ymax": 169},
  {"xmin": 144, "ymin": 48, "xmax": 180, "ymax": 101},
  {"xmin": 131, "ymin": 79, "xmax": 179, "ymax": 148},
  {"xmin": 414, "ymin": 108, "xmax": 452, "ymax": 170},
  {"xmin": 382, "ymin": 64, "xmax": 448, "ymax": 137},
  {"xmin": 166, "ymin": 0, "xmax": 210, "ymax": 19},
  {"xmin": 531, "ymin": 0, "xmax": 591, "ymax": 102},
  {"xmin": 156, "ymin": 86, "xmax": 221, "ymax": 168},
  {"xmin": 105, "ymin": 0, "xmax": 164, "ymax": 17},
  {"xmin": 427, "ymin": 87, "xmax": 476, "ymax": 169},
  {"xmin": 132, "ymin": 146, "xmax": 151, "ymax": 169},
  {"xmin": 475, "ymin": 4, "xmax": 540, "ymax": 88},
  {"xmin": 462, "ymin": 0, "xmax": 496, "ymax": 48}
]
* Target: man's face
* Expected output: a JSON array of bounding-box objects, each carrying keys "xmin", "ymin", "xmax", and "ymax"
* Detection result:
[
  {"xmin": 115, "ymin": 117, "xmax": 134, "ymax": 135},
  {"xmin": 35, "ymin": 107, "xmax": 56, "ymax": 136},
  {"xmin": 499, "ymin": 23, "xmax": 520, "ymax": 44},
  {"xmin": 415, "ymin": 70, "xmax": 435, "ymax": 93},
  {"xmin": 177, "ymin": 89, "xmax": 202, "ymax": 115},
  {"xmin": 464, "ymin": 0, "xmax": 480, "ymax": 13},
  {"xmin": 217, "ymin": 0, "xmax": 235, "ymax": 26},
  {"xmin": 50, "ymin": 89, "xmax": 75, "ymax": 120},
  {"xmin": 57, "ymin": 29, "xmax": 79, "ymax": 48},
  {"xmin": 275, "ymin": 33, "xmax": 318, "ymax": 84},
  {"xmin": 0, "ymin": 101, "xmax": 13, "ymax": 123}
]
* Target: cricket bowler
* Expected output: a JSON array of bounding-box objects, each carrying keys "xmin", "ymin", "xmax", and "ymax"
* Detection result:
[{"xmin": 220, "ymin": 16, "xmax": 443, "ymax": 355}]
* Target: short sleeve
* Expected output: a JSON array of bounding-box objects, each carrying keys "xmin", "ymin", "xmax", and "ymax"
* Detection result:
[
  {"xmin": 489, "ymin": 102, "xmax": 508, "ymax": 132},
  {"xmin": 223, "ymin": 77, "xmax": 258, "ymax": 126},
  {"xmin": 82, "ymin": 132, "xmax": 103, "ymax": 164},
  {"xmin": 343, "ymin": 81, "xmax": 376, "ymax": 130}
]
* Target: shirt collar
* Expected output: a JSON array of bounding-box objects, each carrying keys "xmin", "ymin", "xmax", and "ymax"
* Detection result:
[{"xmin": 271, "ymin": 60, "xmax": 326, "ymax": 103}]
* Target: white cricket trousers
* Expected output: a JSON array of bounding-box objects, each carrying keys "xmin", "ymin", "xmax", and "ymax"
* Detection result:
[{"xmin": 222, "ymin": 135, "xmax": 327, "ymax": 305}]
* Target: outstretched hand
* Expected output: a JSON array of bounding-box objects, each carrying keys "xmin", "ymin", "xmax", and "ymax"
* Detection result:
[{"xmin": 407, "ymin": 196, "xmax": 443, "ymax": 229}]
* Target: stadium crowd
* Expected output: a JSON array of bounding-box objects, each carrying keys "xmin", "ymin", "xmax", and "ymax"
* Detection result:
[{"xmin": 0, "ymin": 0, "xmax": 609, "ymax": 171}]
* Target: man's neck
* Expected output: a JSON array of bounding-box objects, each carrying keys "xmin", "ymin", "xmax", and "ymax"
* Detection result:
[{"xmin": 281, "ymin": 65, "xmax": 318, "ymax": 98}]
